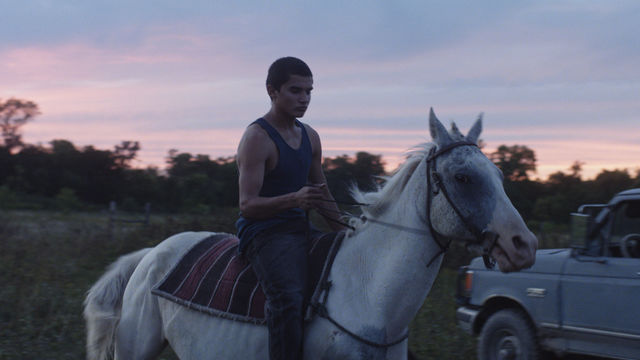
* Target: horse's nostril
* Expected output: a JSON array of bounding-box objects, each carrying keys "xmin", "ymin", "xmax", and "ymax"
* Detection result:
[{"xmin": 512, "ymin": 235, "xmax": 526, "ymax": 250}]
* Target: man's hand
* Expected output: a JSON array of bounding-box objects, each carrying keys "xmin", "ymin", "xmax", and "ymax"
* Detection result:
[{"xmin": 295, "ymin": 183, "xmax": 326, "ymax": 210}]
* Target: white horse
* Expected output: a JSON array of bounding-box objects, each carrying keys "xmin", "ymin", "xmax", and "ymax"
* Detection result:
[{"xmin": 84, "ymin": 109, "xmax": 537, "ymax": 360}]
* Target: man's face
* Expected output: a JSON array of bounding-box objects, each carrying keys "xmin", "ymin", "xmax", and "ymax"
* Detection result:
[{"xmin": 270, "ymin": 75, "xmax": 313, "ymax": 118}]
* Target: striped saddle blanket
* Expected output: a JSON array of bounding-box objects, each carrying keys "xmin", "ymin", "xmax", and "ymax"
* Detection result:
[{"xmin": 152, "ymin": 231, "xmax": 343, "ymax": 324}]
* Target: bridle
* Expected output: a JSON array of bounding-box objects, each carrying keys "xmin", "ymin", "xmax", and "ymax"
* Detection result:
[
  {"xmin": 315, "ymin": 140, "xmax": 499, "ymax": 269},
  {"xmin": 308, "ymin": 141, "xmax": 500, "ymax": 349},
  {"xmin": 424, "ymin": 141, "xmax": 498, "ymax": 269}
]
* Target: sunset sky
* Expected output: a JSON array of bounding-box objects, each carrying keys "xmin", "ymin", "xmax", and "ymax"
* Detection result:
[{"xmin": 2, "ymin": 1, "xmax": 639, "ymax": 180}]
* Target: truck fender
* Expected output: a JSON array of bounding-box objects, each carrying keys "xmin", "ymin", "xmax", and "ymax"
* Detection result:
[{"xmin": 474, "ymin": 295, "xmax": 535, "ymax": 335}]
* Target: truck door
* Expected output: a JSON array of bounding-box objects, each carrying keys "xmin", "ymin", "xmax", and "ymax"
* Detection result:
[{"xmin": 560, "ymin": 200, "xmax": 640, "ymax": 357}]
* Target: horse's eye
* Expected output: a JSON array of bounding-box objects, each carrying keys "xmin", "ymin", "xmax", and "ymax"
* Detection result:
[{"xmin": 455, "ymin": 174, "xmax": 470, "ymax": 184}]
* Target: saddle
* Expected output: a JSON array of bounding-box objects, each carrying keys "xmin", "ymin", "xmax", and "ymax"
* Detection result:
[{"xmin": 152, "ymin": 231, "xmax": 344, "ymax": 324}]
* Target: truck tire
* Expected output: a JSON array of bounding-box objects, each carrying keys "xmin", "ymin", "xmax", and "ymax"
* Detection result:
[{"xmin": 478, "ymin": 308, "xmax": 539, "ymax": 360}]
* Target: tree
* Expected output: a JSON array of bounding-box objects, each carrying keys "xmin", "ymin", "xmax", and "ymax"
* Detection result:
[
  {"xmin": 486, "ymin": 145, "xmax": 540, "ymax": 221},
  {"xmin": 50, "ymin": 140, "xmax": 83, "ymax": 196},
  {"xmin": 546, "ymin": 162, "xmax": 583, "ymax": 192},
  {"xmin": 164, "ymin": 150, "xmax": 239, "ymax": 210},
  {"xmin": 0, "ymin": 145, "xmax": 12, "ymax": 184},
  {"xmin": 489, "ymin": 145, "xmax": 537, "ymax": 181},
  {"xmin": 353, "ymin": 152, "xmax": 385, "ymax": 189},
  {"xmin": 590, "ymin": 169, "xmax": 634, "ymax": 202},
  {"xmin": 568, "ymin": 161, "xmax": 585, "ymax": 179},
  {"xmin": 323, "ymin": 152, "xmax": 386, "ymax": 202},
  {"xmin": 533, "ymin": 162, "xmax": 587, "ymax": 223},
  {"xmin": 0, "ymin": 98, "xmax": 40, "ymax": 152},
  {"xmin": 502, "ymin": 179, "xmax": 543, "ymax": 222},
  {"xmin": 113, "ymin": 141, "xmax": 140, "ymax": 168}
]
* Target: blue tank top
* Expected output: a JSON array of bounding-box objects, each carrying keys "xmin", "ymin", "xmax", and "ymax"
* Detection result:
[{"xmin": 235, "ymin": 118, "xmax": 313, "ymax": 252}]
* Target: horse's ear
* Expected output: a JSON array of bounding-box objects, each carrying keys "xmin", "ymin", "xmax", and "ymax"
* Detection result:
[
  {"xmin": 429, "ymin": 108, "xmax": 452, "ymax": 146},
  {"xmin": 450, "ymin": 122, "xmax": 464, "ymax": 139},
  {"xmin": 466, "ymin": 113, "xmax": 483, "ymax": 144}
]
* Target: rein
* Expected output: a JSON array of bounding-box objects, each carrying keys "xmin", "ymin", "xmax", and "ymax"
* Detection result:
[
  {"xmin": 314, "ymin": 198, "xmax": 430, "ymax": 235},
  {"xmin": 307, "ymin": 141, "xmax": 499, "ymax": 349}
]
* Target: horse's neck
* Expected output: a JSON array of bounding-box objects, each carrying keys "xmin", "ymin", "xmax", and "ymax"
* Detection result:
[{"xmin": 329, "ymin": 160, "xmax": 443, "ymax": 336}]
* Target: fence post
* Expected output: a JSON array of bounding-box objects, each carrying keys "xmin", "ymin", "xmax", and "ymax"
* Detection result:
[
  {"xmin": 144, "ymin": 202, "xmax": 151, "ymax": 225},
  {"xmin": 108, "ymin": 201, "xmax": 117, "ymax": 241},
  {"xmin": 538, "ymin": 222, "xmax": 545, "ymax": 249}
]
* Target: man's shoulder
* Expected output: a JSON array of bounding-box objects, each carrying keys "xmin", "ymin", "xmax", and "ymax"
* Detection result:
[
  {"xmin": 300, "ymin": 121, "xmax": 319, "ymax": 139},
  {"xmin": 238, "ymin": 122, "xmax": 275, "ymax": 155},
  {"xmin": 243, "ymin": 121, "xmax": 270, "ymax": 141}
]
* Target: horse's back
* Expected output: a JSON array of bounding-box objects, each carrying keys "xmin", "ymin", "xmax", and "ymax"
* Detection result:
[
  {"xmin": 151, "ymin": 231, "xmax": 222, "ymax": 267},
  {"xmin": 126, "ymin": 231, "xmax": 224, "ymax": 298}
]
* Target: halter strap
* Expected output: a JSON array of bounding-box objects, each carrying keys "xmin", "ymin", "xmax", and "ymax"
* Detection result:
[
  {"xmin": 427, "ymin": 141, "xmax": 477, "ymax": 162},
  {"xmin": 425, "ymin": 141, "xmax": 497, "ymax": 269},
  {"xmin": 425, "ymin": 142, "xmax": 478, "ymax": 265},
  {"xmin": 427, "ymin": 142, "xmax": 483, "ymax": 240}
]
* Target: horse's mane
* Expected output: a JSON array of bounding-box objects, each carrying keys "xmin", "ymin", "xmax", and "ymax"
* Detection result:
[{"xmin": 347, "ymin": 142, "xmax": 435, "ymax": 230}]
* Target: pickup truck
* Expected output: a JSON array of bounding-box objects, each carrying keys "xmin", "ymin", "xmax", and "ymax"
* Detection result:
[{"xmin": 456, "ymin": 188, "xmax": 640, "ymax": 360}]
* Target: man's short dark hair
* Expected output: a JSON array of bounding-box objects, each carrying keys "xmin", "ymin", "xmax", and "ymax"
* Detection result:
[{"xmin": 266, "ymin": 57, "xmax": 312, "ymax": 91}]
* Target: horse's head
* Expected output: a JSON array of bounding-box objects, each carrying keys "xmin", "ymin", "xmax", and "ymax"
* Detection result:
[{"xmin": 427, "ymin": 108, "xmax": 537, "ymax": 272}]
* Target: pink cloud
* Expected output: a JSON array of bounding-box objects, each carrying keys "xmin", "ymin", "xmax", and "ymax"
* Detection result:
[{"xmin": 3, "ymin": 29, "xmax": 637, "ymax": 183}]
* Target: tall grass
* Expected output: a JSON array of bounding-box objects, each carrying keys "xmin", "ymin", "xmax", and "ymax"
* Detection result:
[
  {"xmin": 0, "ymin": 211, "xmax": 105, "ymax": 359},
  {"xmin": 0, "ymin": 209, "xmax": 476, "ymax": 359},
  {"xmin": 409, "ymin": 269, "xmax": 476, "ymax": 359}
]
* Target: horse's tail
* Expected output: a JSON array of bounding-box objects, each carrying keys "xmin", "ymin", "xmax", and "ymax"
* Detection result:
[{"xmin": 83, "ymin": 248, "xmax": 152, "ymax": 360}]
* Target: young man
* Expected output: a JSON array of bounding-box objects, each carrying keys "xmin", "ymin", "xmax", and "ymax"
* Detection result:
[{"xmin": 235, "ymin": 57, "xmax": 343, "ymax": 360}]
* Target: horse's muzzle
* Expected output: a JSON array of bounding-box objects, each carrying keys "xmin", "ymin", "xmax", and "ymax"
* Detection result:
[
  {"xmin": 480, "ymin": 230, "xmax": 499, "ymax": 269},
  {"xmin": 465, "ymin": 229, "xmax": 499, "ymax": 269}
]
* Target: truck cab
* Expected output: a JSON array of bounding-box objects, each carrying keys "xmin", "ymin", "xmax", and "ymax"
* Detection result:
[{"xmin": 456, "ymin": 189, "xmax": 640, "ymax": 360}]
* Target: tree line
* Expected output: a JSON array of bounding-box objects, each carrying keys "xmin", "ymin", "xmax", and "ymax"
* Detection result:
[{"xmin": 1, "ymin": 98, "xmax": 638, "ymax": 225}]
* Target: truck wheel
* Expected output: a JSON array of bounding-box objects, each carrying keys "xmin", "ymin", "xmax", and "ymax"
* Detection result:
[{"xmin": 478, "ymin": 309, "xmax": 539, "ymax": 360}]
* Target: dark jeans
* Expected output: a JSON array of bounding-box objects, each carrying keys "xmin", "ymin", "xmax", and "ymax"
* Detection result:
[{"xmin": 245, "ymin": 221, "xmax": 319, "ymax": 360}]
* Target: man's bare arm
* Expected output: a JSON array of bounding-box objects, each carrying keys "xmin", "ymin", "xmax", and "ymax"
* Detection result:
[{"xmin": 305, "ymin": 124, "xmax": 346, "ymax": 231}]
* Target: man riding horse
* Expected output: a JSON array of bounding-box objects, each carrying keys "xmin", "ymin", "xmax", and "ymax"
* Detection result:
[
  {"xmin": 235, "ymin": 57, "xmax": 344, "ymax": 360},
  {"xmin": 84, "ymin": 61, "xmax": 537, "ymax": 360}
]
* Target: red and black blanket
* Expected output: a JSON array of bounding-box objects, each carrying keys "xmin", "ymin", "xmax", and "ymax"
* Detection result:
[{"xmin": 152, "ymin": 231, "xmax": 344, "ymax": 324}]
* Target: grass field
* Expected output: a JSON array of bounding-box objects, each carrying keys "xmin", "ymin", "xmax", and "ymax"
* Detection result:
[{"xmin": 0, "ymin": 209, "xmax": 476, "ymax": 360}]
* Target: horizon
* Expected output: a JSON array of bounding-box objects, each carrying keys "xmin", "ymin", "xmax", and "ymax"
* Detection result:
[
  {"xmin": 3, "ymin": 1, "xmax": 639, "ymax": 181},
  {"xmin": 15, "ymin": 128, "xmax": 638, "ymax": 182}
]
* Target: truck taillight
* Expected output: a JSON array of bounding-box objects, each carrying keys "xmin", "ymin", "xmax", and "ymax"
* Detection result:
[
  {"xmin": 456, "ymin": 266, "xmax": 474, "ymax": 304},
  {"xmin": 463, "ymin": 270, "xmax": 474, "ymax": 297}
]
